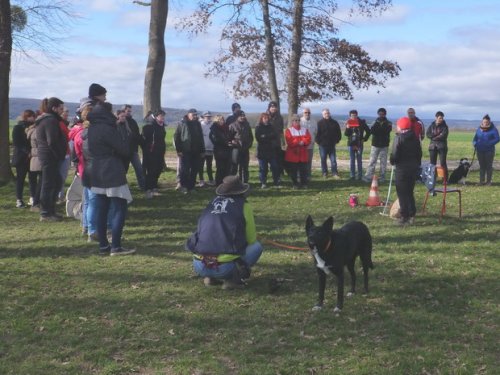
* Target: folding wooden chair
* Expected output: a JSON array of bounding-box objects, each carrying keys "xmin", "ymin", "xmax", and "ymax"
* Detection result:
[{"xmin": 422, "ymin": 167, "xmax": 462, "ymax": 223}]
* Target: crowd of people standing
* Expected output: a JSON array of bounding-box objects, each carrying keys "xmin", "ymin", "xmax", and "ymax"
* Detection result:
[{"xmin": 11, "ymin": 91, "xmax": 500, "ymax": 236}]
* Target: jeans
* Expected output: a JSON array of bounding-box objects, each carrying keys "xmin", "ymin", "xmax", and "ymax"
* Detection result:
[
  {"xmin": 130, "ymin": 152, "xmax": 145, "ymax": 190},
  {"xmin": 349, "ymin": 145, "xmax": 363, "ymax": 179},
  {"xmin": 477, "ymin": 150, "xmax": 495, "ymax": 183},
  {"xmin": 365, "ymin": 146, "xmax": 388, "ymax": 180},
  {"xmin": 193, "ymin": 241, "xmax": 263, "ymax": 279},
  {"xmin": 258, "ymin": 157, "xmax": 280, "ymax": 185},
  {"xmin": 318, "ymin": 146, "xmax": 338, "ymax": 176},
  {"xmin": 95, "ymin": 195, "xmax": 127, "ymax": 250},
  {"xmin": 82, "ymin": 187, "xmax": 98, "ymax": 234},
  {"xmin": 180, "ymin": 152, "xmax": 202, "ymax": 190},
  {"xmin": 40, "ymin": 160, "xmax": 62, "ymax": 217}
]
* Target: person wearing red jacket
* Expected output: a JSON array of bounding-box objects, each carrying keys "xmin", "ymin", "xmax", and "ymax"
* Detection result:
[{"xmin": 285, "ymin": 114, "xmax": 311, "ymax": 189}]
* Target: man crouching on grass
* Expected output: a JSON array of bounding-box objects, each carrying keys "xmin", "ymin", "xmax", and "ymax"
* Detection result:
[{"xmin": 186, "ymin": 175, "xmax": 263, "ymax": 290}]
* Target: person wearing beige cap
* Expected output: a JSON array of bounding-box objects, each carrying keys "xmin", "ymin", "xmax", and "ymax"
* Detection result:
[
  {"xmin": 390, "ymin": 117, "xmax": 422, "ymax": 226},
  {"xmin": 186, "ymin": 175, "xmax": 263, "ymax": 289}
]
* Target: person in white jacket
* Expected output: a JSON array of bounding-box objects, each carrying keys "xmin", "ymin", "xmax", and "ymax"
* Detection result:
[
  {"xmin": 199, "ymin": 111, "xmax": 215, "ymax": 186},
  {"xmin": 300, "ymin": 107, "xmax": 317, "ymax": 179}
]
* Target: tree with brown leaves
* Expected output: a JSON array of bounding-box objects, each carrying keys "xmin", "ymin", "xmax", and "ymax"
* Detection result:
[{"xmin": 178, "ymin": 0, "xmax": 400, "ymax": 121}]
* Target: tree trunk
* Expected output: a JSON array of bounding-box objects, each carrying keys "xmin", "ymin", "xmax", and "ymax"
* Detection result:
[
  {"xmin": 259, "ymin": 0, "xmax": 280, "ymax": 108},
  {"xmin": 143, "ymin": 0, "xmax": 168, "ymax": 117},
  {"xmin": 0, "ymin": 0, "xmax": 13, "ymax": 183},
  {"xmin": 287, "ymin": 0, "xmax": 304, "ymax": 122}
]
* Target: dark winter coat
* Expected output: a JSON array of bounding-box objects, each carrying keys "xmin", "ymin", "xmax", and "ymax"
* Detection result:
[
  {"xmin": 229, "ymin": 119, "xmax": 254, "ymax": 150},
  {"xmin": 315, "ymin": 118, "xmax": 342, "ymax": 150},
  {"xmin": 344, "ymin": 119, "xmax": 371, "ymax": 148},
  {"xmin": 35, "ymin": 113, "xmax": 67, "ymax": 165},
  {"xmin": 127, "ymin": 116, "xmax": 144, "ymax": 153},
  {"xmin": 11, "ymin": 120, "xmax": 31, "ymax": 167},
  {"xmin": 84, "ymin": 104, "xmax": 130, "ymax": 188},
  {"xmin": 210, "ymin": 123, "xmax": 231, "ymax": 160},
  {"xmin": 255, "ymin": 122, "xmax": 278, "ymax": 159},
  {"xmin": 141, "ymin": 119, "xmax": 166, "ymax": 157},
  {"xmin": 370, "ymin": 117, "xmax": 392, "ymax": 148},
  {"xmin": 426, "ymin": 121, "xmax": 449, "ymax": 151},
  {"xmin": 174, "ymin": 117, "xmax": 205, "ymax": 154},
  {"xmin": 390, "ymin": 130, "xmax": 422, "ymax": 168}
]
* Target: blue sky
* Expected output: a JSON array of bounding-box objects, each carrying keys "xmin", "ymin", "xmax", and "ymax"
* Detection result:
[{"xmin": 9, "ymin": 0, "xmax": 500, "ymax": 120}]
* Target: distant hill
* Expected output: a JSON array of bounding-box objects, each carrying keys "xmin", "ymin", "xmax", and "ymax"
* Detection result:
[
  {"xmin": 8, "ymin": 98, "xmax": 201, "ymax": 125},
  {"xmin": 9, "ymin": 97, "xmax": 479, "ymax": 129}
]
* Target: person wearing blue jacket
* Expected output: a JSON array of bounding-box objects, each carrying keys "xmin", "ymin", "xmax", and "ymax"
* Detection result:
[{"xmin": 473, "ymin": 114, "xmax": 499, "ymax": 185}]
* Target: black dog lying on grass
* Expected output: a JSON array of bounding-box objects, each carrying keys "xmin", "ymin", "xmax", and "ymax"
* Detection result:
[{"xmin": 305, "ymin": 216, "xmax": 374, "ymax": 312}]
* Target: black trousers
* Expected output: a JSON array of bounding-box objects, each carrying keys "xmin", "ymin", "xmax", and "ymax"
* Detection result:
[
  {"xmin": 429, "ymin": 148, "xmax": 448, "ymax": 179},
  {"xmin": 15, "ymin": 162, "xmax": 37, "ymax": 201},
  {"xmin": 143, "ymin": 154, "xmax": 164, "ymax": 190},
  {"xmin": 214, "ymin": 156, "xmax": 231, "ymax": 186},
  {"xmin": 231, "ymin": 148, "xmax": 250, "ymax": 183},
  {"xmin": 40, "ymin": 160, "xmax": 62, "ymax": 216},
  {"xmin": 289, "ymin": 162, "xmax": 308, "ymax": 186},
  {"xmin": 395, "ymin": 165, "xmax": 419, "ymax": 219}
]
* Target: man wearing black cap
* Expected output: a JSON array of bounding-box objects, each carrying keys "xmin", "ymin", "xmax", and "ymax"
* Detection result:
[
  {"xmin": 88, "ymin": 83, "xmax": 107, "ymax": 104},
  {"xmin": 186, "ymin": 175, "xmax": 263, "ymax": 289},
  {"xmin": 225, "ymin": 102, "xmax": 241, "ymax": 126},
  {"xmin": 174, "ymin": 109, "xmax": 205, "ymax": 193},
  {"xmin": 267, "ymin": 101, "xmax": 285, "ymax": 178},
  {"xmin": 363, "ymin": 108, "xmax": 392, "ymax": 183}
]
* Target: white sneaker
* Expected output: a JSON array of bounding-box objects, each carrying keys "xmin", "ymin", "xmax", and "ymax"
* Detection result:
[
  {"xmin": 175, "ymin": 182, "xmax": 182, "ymax": 191},
  {"xmin": 198, "ymin": 180, "xmax": 206, "ymax": 187},
  {"xmin": 110, "ymin": 247, "xmax": 136, "ymax": 256},
  {"xmin": 28, "ymin": 197, "xmax": 34, "ymax": 206},
  {"xmin": 261, "ymin": 184, "xmax": 267, "ymax": 189},
  {"xmin": 145, "ymin": 190, "xmax": 153, "ymax": 199}
]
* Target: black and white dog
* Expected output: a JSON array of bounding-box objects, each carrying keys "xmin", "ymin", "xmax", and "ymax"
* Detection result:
[
  {"xmin": 305, "ymin": 216, "xmax": 374, "ymax": 312},
  {"xmin": 448, "ymin": 158, "xmax": 471, "ymax": 185}
]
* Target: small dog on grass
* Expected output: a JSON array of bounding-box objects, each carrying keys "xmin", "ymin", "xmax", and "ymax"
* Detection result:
[
  {"xmin": 448, "ymin": 158, "xmax": 471, "ymax": 185},
  {"xmin": 305, "ymin": 215, "xmax": 374, "ymax": 312}
]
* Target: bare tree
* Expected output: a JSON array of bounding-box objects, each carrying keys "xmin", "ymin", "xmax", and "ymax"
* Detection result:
[
  {"xmin": 178, "ymin": 0, "xmax": 400, "ymax": 120},
  {"xmin": 134, "ymin": 0, "xmax": 168, "ymax": 117},
  {"xmin": 0, "ymin": 0, "xmax": 75, "ymax": 183},
  {"xmin": 0, "ymin": 0, "xmax": 13, "ymax": 182}
]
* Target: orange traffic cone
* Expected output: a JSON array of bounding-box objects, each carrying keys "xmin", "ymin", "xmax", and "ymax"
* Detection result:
[{"xmin": 366, "ymin": 175, "xmax": 382, "ymax": 207}]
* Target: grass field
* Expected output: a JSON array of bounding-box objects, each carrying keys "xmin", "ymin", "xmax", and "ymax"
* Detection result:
[{"xmin": 1, "ymin": 131, "xmax": 499, "ymax": 374}]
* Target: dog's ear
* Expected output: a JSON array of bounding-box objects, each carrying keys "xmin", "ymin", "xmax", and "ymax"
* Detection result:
[
  {"xmin": 323, "ymin": 216, "xmax": 334, "ymax": 232},
  {"xmin": 305, "ymin": 215, "xmax": 314, "ymax": 232}
]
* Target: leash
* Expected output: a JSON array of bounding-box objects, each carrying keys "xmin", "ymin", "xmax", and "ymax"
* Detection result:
[
  {"xmin": 261, "ymin": 238, "xmax": 332, "ymax": 253},
  {"xmin": 261, "ymin": 238, "xmax": 309, "ymax": 252}
]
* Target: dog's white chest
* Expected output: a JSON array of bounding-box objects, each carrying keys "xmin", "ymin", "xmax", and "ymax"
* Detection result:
[{"xmin": 312, "ymin": 248, "xmax": 332, "ymax": 274}]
